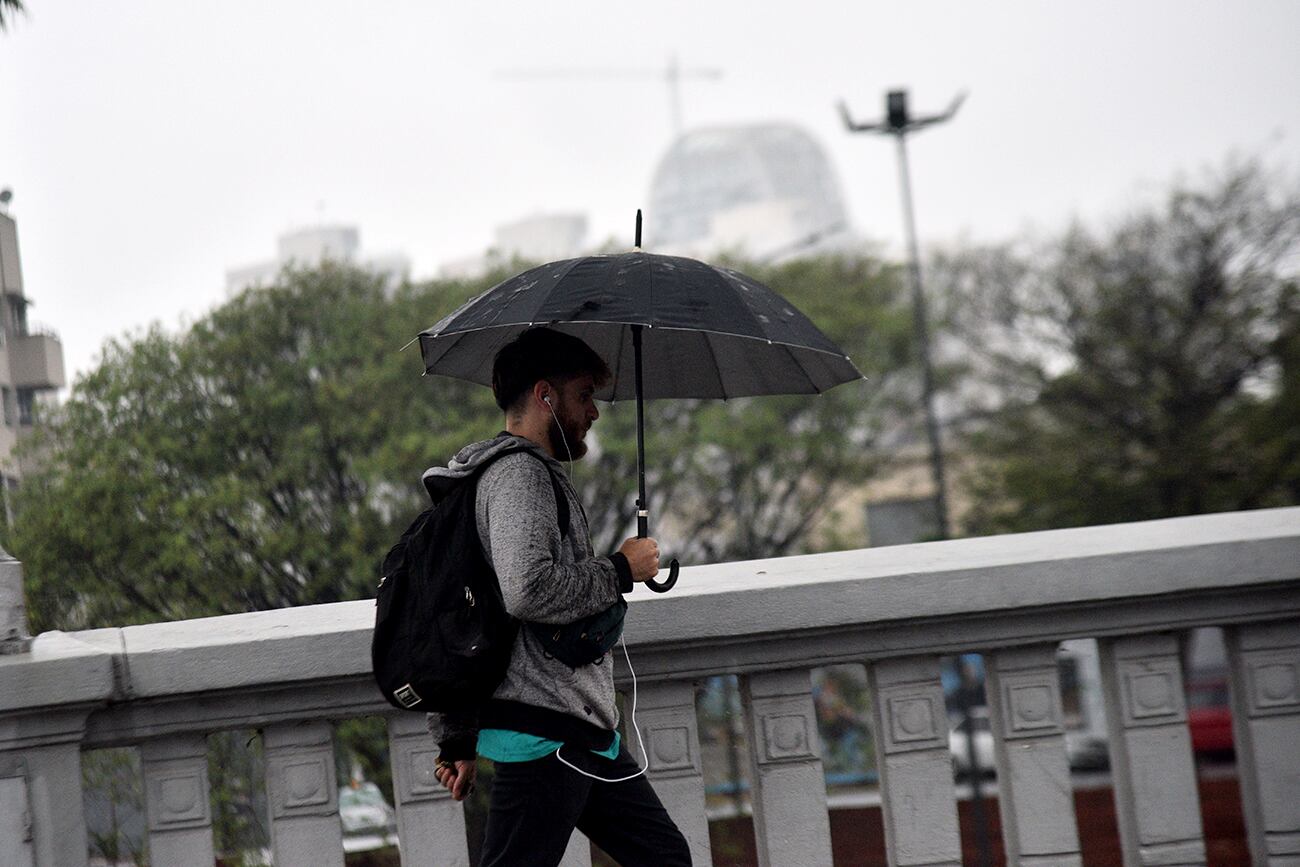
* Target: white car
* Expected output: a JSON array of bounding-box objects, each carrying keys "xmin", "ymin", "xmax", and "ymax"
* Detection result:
[{"xmin": 339, "ymin": 781, "xmax": 399, "ymax": 854}]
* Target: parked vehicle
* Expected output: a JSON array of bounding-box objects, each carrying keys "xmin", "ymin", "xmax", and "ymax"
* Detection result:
[{"xmin": 339, "ymin": 781, "xmax": 399, "ymax": 854}]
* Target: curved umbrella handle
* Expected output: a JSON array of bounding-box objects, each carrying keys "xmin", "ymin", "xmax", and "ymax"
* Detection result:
[{"xmin": 645, "ymin": 558, "xmax": 680, "ymax": 593}]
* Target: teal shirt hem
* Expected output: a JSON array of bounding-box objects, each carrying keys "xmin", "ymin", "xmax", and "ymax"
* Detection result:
[{"xmin": 478, "ymin": 728, "xmax": 621, "ymax": 762}]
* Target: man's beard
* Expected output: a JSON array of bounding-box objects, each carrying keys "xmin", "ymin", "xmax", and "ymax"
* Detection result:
[{"xmin": 548, "ymin": 412, "xmax": 588, "ymax": 461}]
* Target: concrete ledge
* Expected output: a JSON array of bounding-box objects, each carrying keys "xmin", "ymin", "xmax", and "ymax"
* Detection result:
[
  {"xmin": 112, "ymin": 600, "xmax": 373, "ymax": 699},
  {"xmin": 83, "ymin": 677, "xmax": 391, "ymax": 749},
  {"xmin": 627, "ymin": 518, "xmax": 1300, "ymax": 645},
  {"xmin": 0, "ymin": 631, "xmax": 116, "ymax": 714},
  {"xmin": 5, "ymin": 507, "xmax": 1297, "ymax": 725}
]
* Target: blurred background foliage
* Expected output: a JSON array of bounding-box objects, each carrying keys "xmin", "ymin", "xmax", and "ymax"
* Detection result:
[{"xmin": 930, "ymin": 159, "xmax": 1299, "ymax": 533}]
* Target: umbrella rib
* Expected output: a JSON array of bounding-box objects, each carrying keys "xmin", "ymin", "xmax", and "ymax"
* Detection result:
[
  {"xmin": 612, "ymin": 322, "xmax": 628, "ymax": 400},
  {"xmin": 779, "ymin": 341, "xmax": 822, "ymax": 394},
  {"xmin": 645, "ymin": 252, "xmax": 657, "ymax": 325},
  {"xmin": 641, "ymin": 254, "xmax": 656, "ymax": 399},
  {"xmin": 649, "ymin": 325, "xmax": 862, "ymax": 370},
  {"xmin": 432, "ymin": 321, "xmax": 850, "ymax": 354},
  {"xmin": 537, "ymin": 255, "xmax": 590, "ymax": 324},
  {"xmin": 430, "ymin": 330, "xmax": 492, "ymax": 383},
  {"xmin": 702, "ymin": 330, "xmax": 728, "ymax": 400}
]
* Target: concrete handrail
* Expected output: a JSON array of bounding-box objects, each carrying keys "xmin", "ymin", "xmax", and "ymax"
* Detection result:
[{"xmin": 8, "ymin": 507, "xmax": 1294, "ymax": 721}]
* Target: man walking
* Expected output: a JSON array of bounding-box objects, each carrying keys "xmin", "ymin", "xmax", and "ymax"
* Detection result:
[{"xmin": 427, "ymin": 327, "xmax": 691, "ymax": 866}]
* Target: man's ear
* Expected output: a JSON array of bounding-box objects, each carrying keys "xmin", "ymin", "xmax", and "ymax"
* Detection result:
[{"xmin": 532, "ymin": 380, "xmax": 553, "ymax": 409}]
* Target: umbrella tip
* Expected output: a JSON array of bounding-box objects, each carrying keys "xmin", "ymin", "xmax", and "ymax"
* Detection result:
[{"xmin": 635, "ymin": 209, "xmax": 643, "ymax": 249}]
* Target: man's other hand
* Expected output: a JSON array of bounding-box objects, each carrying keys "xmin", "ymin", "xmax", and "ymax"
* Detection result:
[
  {"xmin": 434, "ymin": 758, "xmax": 476, "ymax": 801},
  {"xmin": 618, "ymin": 537, "xmax": 661, "ymax": 582}
]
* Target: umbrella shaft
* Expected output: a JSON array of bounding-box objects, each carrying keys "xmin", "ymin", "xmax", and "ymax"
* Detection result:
[{"xmin": 632, "ymin": 325, "xmax": 649, "ymax": 539}]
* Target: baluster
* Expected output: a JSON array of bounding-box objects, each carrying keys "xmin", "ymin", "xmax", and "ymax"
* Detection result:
[
  {"xmin": 740, "ymin": 668, "xmax": 833, "ymax": 867},
  {"xmin": 630, "ymin": 680, "xmax": 713, "ymax": 867},
  {"xmin": 559, "ymin": 830, "xmax": 593, "ymax": 867},
  {"xmin": 0, "ymin": 754, "xmax": 35, "ymax": 867},
  {"xmin": 986, "ymin": 644, "xmax": 1082, "ymax": 866},
  {"xmin": 386, "ymin": 713, "xmax": 469, "ymax": 867},
  {"xmin": 1224, "ymin": 620, "xmax": 1300, "ymax": 866},
  {"xmin": 1098, "ymin": 633, "xmax": 1206, "ymax": 866},
  {"xmin": 15, "ymin": 741, "xmax": 89, "ymax": 867},
  {"xmin": 867, "ymin": 654, "xmax": 962, "ymax": 867},
  {"xmin": 141, "ymin": 734, "xmax": 215, "ymax": 867},
  {"xmin": 264, "ymin": 721, "xmax": 344, "ymax": 867}
]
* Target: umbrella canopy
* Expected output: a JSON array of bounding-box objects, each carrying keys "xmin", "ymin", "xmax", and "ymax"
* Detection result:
[
  {"xmin": 419, "ymin": 252, "xmax": 862, "ymax": 399},
  {"xmin": 417, "ymin": 245, "xmax": 864, "ymax": 592}
]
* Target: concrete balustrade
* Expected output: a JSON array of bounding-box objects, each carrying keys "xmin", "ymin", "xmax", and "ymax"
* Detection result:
[
  {"xmin": 867, "ymin": 654, "xmax": 962, "ymax": 867},
  {"xmin": 1099, "ymin": 634, "xmax": 1207, "ymax": 866},
  {"xmin": 265, "ymin": 721, "xmax": 345, "ymax": 867},
  {"xmin": 0, "ymin": 754, "xmax": 36, "ymax": 867},
  {"xmin": 985, "ymin": 644, "xmax": 1082, "ymax": 867},
  {"xmin": 634, "ymin": 679, "xmax": 714, "ymax": 867},
  {"xmin": 141, "ymin": 733, "xmax": 215, "ymax": 867},
  {"xmin": 0, "ymin": 507, "xmax": 1296, "ymax": 866},
  {"xmin": 741, "ymin": 668, "xmax": 834, "ymax": 867},
  {"xmin": 1225, "ymin": 619, "xmax": 1300, "ymax": 866},
  {"xmin": 387, "ymin": 712, "xmax": 469, "ymax": 867}
]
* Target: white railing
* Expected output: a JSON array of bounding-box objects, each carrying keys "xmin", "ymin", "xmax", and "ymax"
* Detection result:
[{"xmin": 1, "ymin": 507, "xmax": 1298, "ymax": 867}]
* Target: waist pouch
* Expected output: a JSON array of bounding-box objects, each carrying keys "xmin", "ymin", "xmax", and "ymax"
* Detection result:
[{"xmin": 528, "ymin": 598, "xmax": 627, "ymax": 668}]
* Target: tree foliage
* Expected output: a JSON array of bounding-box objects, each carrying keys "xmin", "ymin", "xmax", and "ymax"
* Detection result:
[
  {"xmin": 0, "ymin": 0, "xmax": 24, "ymax": 32},
  {"xmin": 7, "ymin": 266, "xmax": 499, "ymax": 631},
  {"xmin": 935, "ymin": 160, "xmax": 1300, "ymax": 533},
  {"xmin": 7, "ymin": 253, "xmax": 914, "ymax": 631}
]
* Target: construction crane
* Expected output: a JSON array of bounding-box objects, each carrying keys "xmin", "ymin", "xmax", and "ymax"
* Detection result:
[{"xmin": 496, "ymin": 54, "xmax": 723, "ymax": 138}]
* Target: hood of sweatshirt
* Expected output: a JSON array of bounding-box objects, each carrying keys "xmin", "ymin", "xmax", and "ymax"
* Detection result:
[{"xmin": 421, "ymin": 432, "xmax": 562, "ymax": 502}]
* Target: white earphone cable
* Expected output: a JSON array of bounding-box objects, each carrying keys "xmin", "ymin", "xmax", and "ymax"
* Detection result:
[
  {"xmin": 546, "ymin": 395, "xmax": 577, "ymax": 490},
  {"xmin": 546, "ymin": 396, "xmax": 646, "ymax": 783},
  {"xmin": 554, "ymin": 635, "xmax": 646, "ymax": 783}
]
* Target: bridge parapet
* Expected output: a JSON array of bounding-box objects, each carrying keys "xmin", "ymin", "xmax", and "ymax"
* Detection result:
[{"xmin": 1, "ymin": 507, "xmax": 1297, "ymax": 866}]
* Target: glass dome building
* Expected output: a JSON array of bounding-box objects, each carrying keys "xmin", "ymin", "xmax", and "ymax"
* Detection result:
[{"xmin": 646, "ymin": 123, "xmax": 852, "ymax": 260}]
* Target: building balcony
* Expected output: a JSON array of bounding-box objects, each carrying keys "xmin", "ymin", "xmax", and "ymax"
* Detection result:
[
  {"xmin": 0, "ymin": 507, "xmax": 1297, "ymax": 866},
  {"xmin": 7, "ymin": 330, "xmax": 66, "ymax": 390}
]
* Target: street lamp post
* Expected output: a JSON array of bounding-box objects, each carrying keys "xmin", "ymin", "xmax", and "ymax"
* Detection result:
[
  {"xmin": 841, "ymin": 89, "xmax": 993, "ymax": 867},
  {"xmin": 839, "ymin": 89, "xmax": 966, "ymax": 542}
]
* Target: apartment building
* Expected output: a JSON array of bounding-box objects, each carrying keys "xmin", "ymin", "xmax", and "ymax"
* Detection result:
[
  {"xmin": 0, "ymin": 207, "xmax": 67, "ymax": 498},
  {"xmin": 226, "ymin": 224, "xmax": 411, "ymax": 295}
]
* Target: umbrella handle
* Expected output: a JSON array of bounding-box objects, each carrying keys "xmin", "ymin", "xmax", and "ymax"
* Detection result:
[{"xmin": 644, "ymin": 559, "xmax": 680, "ymax": 593}]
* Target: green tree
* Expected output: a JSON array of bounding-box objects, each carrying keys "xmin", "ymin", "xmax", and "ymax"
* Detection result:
[
  {"xmin": 0, "ymin": 0, "xmax": 24, "ymax": 31},
  {"xmin": 7, "ymin": 264, "xmax": 499, "ymax": 632},
  {"xmin": 935, "ymin": 160, "xmax": 1300, "ymax": 533},
  {"xmin": 82, "ymin": 748, "xmax": 148, "ymax": 867}
]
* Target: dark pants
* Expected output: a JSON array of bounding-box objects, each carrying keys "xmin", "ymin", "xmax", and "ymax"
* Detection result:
[{"xmin": 480, "ymin": 746, "xmax": 692, "ymax": 867}]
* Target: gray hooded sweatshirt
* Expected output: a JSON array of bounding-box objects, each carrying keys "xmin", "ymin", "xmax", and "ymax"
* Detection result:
[{"xmin": 423, "ymin": 433, "xmax": 632, "ymax": 757}]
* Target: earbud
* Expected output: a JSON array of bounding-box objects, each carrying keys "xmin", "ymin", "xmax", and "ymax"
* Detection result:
[{"xmin": 544, "ymin": 395, "xmax": 553, "ymax": 406}]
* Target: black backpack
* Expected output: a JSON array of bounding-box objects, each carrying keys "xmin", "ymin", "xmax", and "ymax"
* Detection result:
[{"xmin": 371, "ymin": 447, "xmax": 569, "ymax": 712}]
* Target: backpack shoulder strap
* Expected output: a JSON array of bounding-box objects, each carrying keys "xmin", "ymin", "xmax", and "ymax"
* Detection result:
[
  {"xmin": 547, "ymin": 467, "xmax": 571, "ymax": 541},
  {"xmin": 474, "ymin": 446, "xmax": 571, "ymax": 540}
]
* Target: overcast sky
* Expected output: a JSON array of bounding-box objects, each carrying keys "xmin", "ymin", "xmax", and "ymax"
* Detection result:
[{"xmin": 2, "ymin": 0, "xmax": 1298, "ymax": 381}]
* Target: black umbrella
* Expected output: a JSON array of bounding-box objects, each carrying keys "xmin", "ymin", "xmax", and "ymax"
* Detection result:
[{"xmin": 419, "ymin": 213, "xmax": 863, "ymax": 591}]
